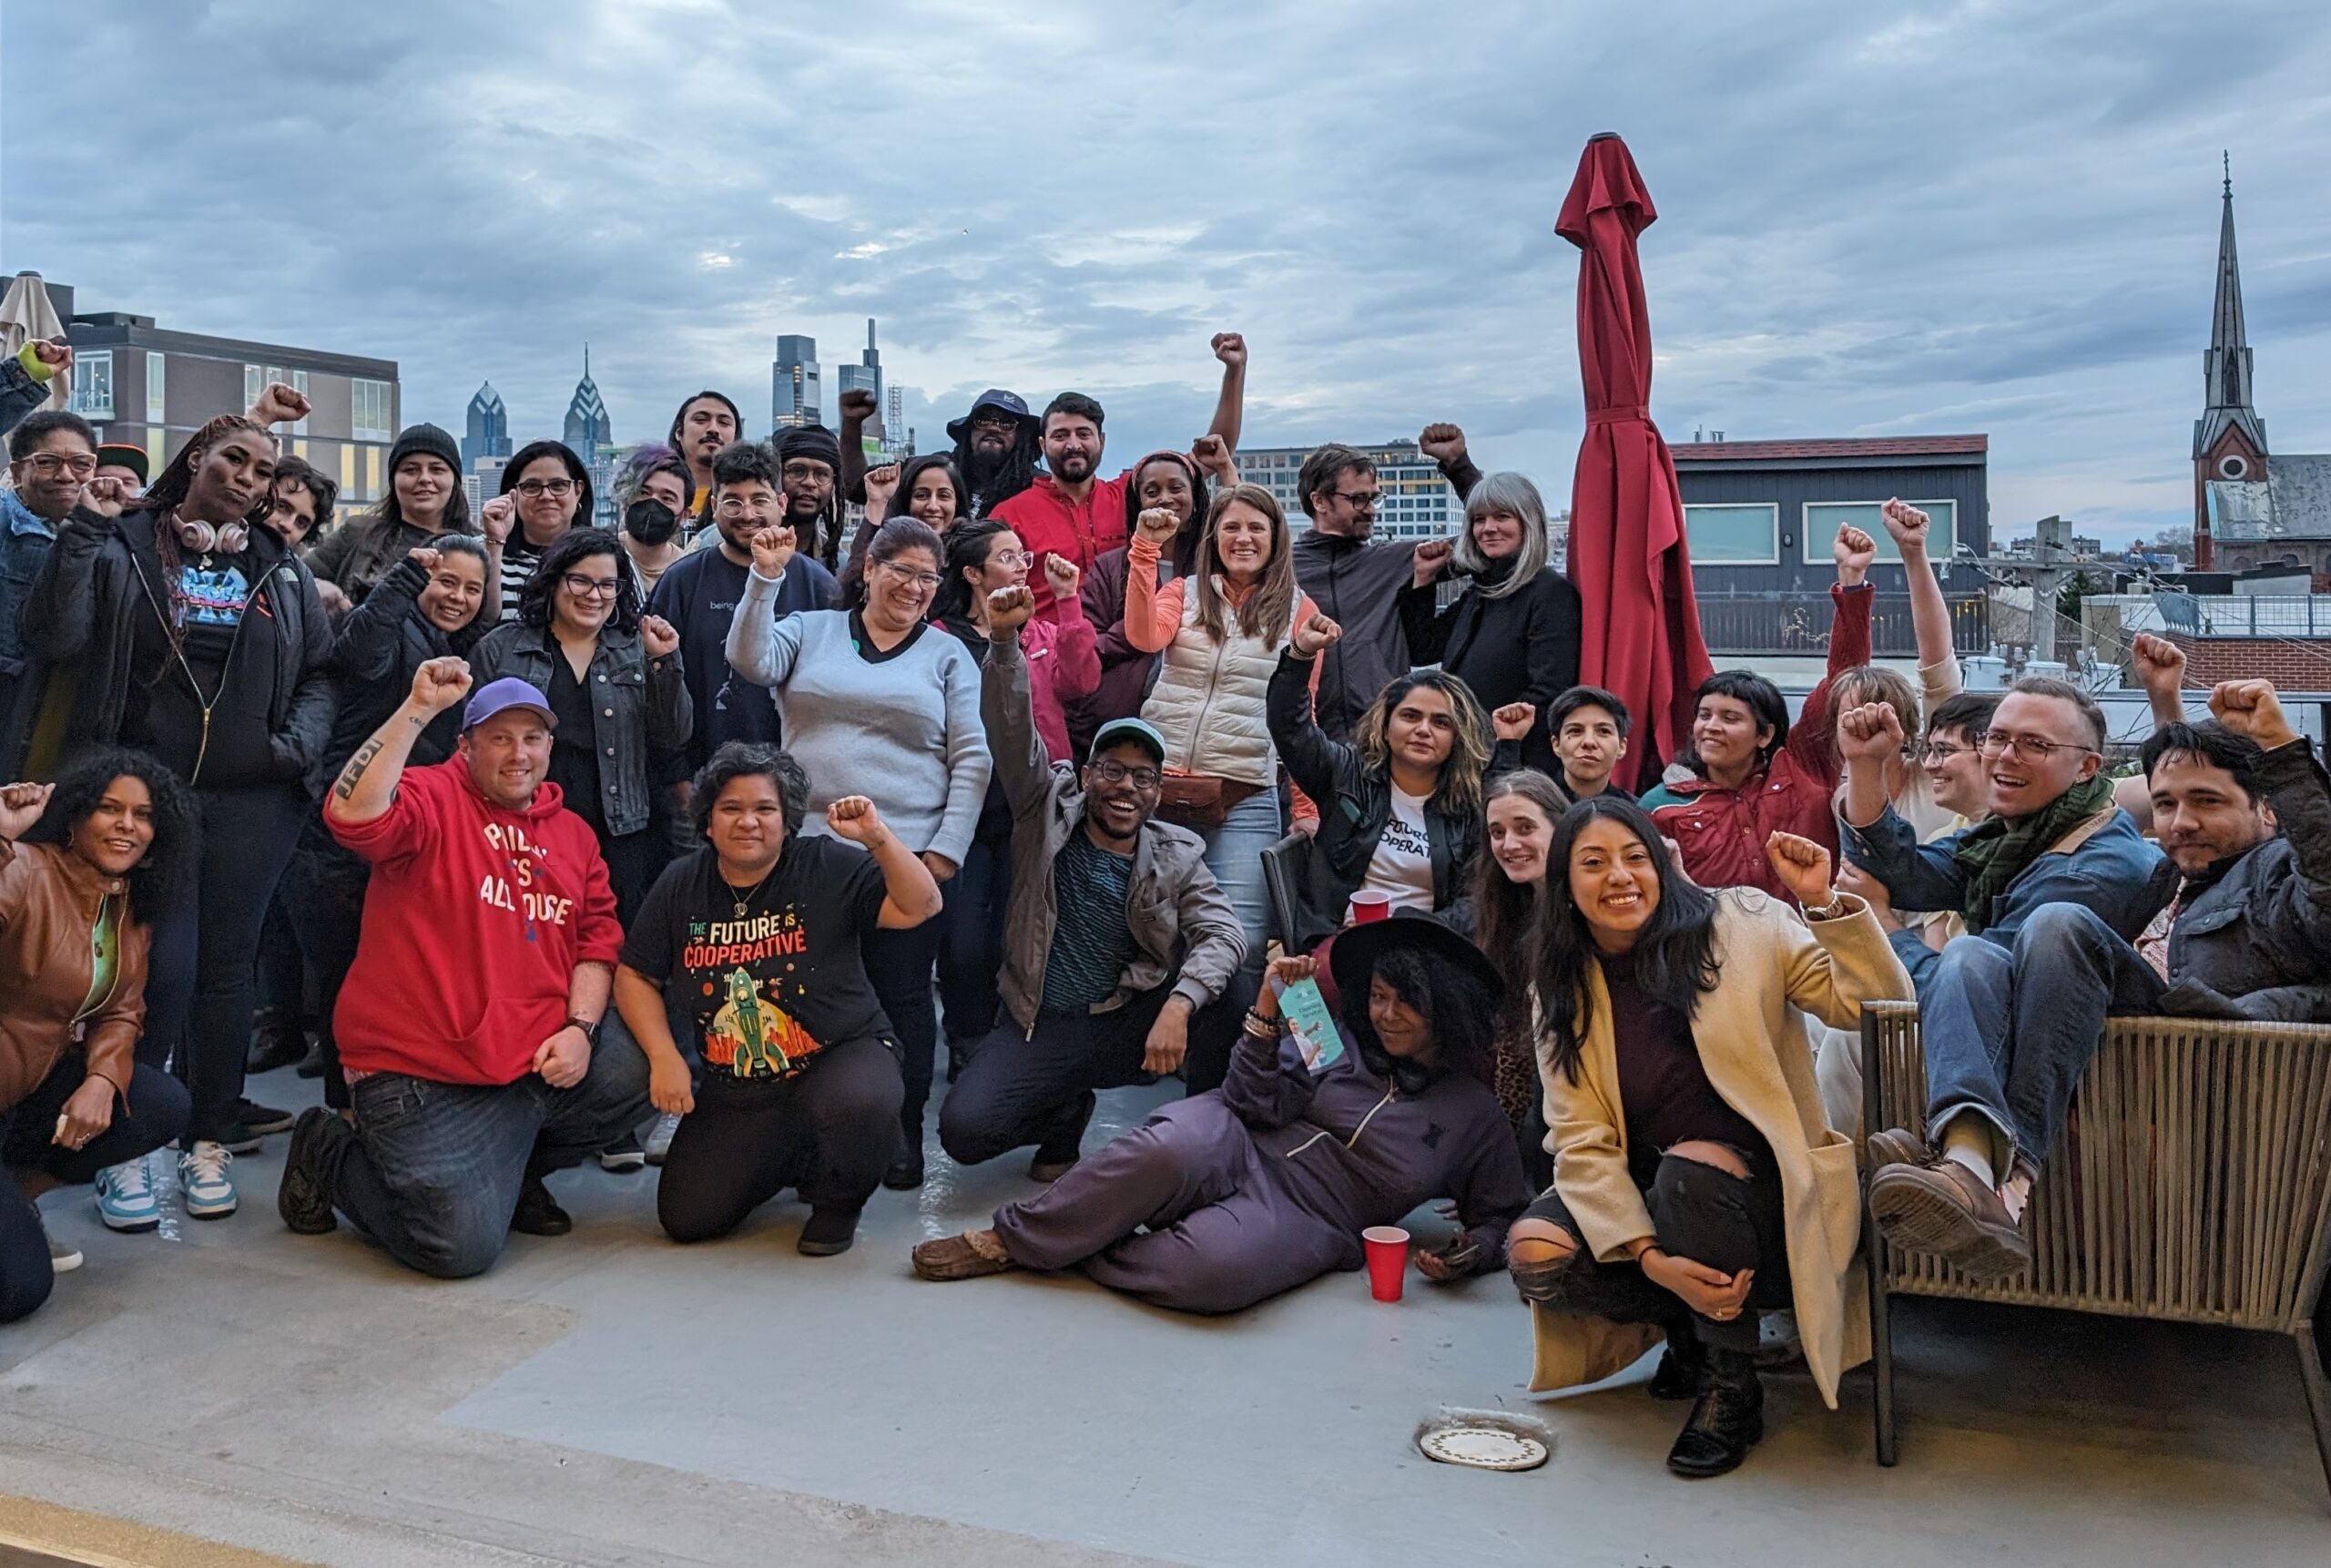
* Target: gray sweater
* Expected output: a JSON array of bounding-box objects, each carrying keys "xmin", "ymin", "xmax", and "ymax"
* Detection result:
[{"xmin": 726, "ymin": 568, "xmax": 992, "ymax": 865}]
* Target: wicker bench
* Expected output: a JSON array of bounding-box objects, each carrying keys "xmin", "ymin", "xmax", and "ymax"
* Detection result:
[{"xmin": 1858, "ymin": 1000, "xmax": 2331, "ymax": 1496}]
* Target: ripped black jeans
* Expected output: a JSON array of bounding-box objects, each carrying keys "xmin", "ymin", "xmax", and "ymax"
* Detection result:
[{"xmin": 1517, "ymin": 1147, "xmax": 1793, "ymax": 1352}]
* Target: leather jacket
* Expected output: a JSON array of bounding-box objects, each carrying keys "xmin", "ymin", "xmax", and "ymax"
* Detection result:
[{"xmin": 0, "ymin": 838, "xmax": 145, "ymax": 1111}]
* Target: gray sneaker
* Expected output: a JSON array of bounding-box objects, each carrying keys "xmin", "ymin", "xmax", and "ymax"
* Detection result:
[{"xmin": 45, "ymin": 1221, "xmax": 83, "ymax": 1274}]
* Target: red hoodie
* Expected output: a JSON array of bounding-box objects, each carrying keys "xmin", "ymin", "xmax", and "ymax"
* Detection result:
[
  {"xmin": 328, "ymin": 759, "xmax": 621, "ymax": 1086},
  {"xmin": 992, "ymin": 468, "xmax": 1133, "ymax": 620}
]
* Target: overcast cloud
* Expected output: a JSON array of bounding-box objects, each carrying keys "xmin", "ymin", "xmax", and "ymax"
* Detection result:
[{"xmin": 6, "ymin": 0, "xmax": 2328, "ymax": 544}]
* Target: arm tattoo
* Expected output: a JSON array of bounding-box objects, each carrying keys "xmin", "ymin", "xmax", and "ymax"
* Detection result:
[{"xmin": 333, "ymin": 737, "xmax": 385, "ymax": 801}]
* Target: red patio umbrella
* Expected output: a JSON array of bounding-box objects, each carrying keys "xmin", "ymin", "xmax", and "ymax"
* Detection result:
[{"xmin": 1558, "ymin": 132, "xmax": 1713, "ymax": 791}]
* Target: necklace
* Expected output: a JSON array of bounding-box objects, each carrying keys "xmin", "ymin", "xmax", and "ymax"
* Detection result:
[{"xmin": 720, "ymin": 861, "xmax": 779, "ymax": 917}]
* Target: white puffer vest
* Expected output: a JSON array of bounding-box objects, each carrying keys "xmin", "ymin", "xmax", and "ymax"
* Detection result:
[{"xmin": 1140, "ymin": 578, "xmax": 1294, "ymax": 788}]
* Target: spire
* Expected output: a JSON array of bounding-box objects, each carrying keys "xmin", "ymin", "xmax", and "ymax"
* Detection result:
[{"xmin": 2194, "ymin": 155, "xmax": 2266, "ymax": 461}]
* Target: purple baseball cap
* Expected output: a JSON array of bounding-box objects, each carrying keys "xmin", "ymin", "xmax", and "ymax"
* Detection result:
[{"xmin": 463, "ymin": 676, "xmax": 555, "ymax": 730}]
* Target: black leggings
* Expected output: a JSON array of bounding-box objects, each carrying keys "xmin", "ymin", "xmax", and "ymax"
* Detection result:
[
  {"xmin": 865, "ymin": 921, "xmax": 943, "ymax": 1145},
  {"xmin": 1521, "ymin": 1148, "xmax": 1793, "ymax": 1351},
  {"xmin": 656, "ymin": 1036, "xmax": 903, "ymax": 1242}
]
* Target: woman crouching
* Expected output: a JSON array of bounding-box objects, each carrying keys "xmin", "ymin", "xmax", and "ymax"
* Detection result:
[
  {"xmin": 912, "ymin": 915, "xmax": 1528, "ymax": 1311},
  {"xmin": 1511, "ymin": 798, "xmax": 1909, "ymax": 1478}
]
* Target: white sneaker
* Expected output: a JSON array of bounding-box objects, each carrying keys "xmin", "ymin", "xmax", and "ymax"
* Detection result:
[
  {"xmin": 178, "ymin": 1142, "xmax": 239, "ymax": 1218},
  {"xmin": 95, "ymin": 1156, "xmax": 161, "ymax": 1232},
  {"xmin": 45, "ymin": 1221, "xmax": 83, "ymax": 1273},
  {"xmin": 644, "ymin": 1112, "xmax": 682, "ymax": 1166}
]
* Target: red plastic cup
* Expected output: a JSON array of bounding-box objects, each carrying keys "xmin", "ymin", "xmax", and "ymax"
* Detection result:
[
  {"xmin": 1362, "ymin": 1225, "xmax": 1410, "ymax": 1302},
  {"xmin": 1349, "ymin": 890, "xmax": 1393, "ymax": 924}
]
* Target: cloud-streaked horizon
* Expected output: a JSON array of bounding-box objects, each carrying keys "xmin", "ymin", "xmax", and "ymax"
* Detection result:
[{"xmin": 6, "ymin": 0, "xmax": 2328, "ymax": 545}]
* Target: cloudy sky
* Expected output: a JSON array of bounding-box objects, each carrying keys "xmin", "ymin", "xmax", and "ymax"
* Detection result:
[{"xmin": 6, "ymin": 1, "xmax": 2328, "ymax": 545}]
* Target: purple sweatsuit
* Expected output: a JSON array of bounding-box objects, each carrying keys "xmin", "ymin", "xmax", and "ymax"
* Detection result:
[{"xmin": 990, "ymin": 1029, "xmax": 1531, "ymax": 1313}]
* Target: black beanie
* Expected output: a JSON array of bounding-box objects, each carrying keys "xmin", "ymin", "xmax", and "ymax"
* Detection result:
[
  {"xmin": 388, "ymin": 423, "xmax": 461, "ymax": 476},
  {"xmin": 774, "ymin": 423, "xmax": 843, "ymax": 472}
]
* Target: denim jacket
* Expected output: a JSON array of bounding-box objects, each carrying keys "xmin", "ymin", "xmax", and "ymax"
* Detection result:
[
  {"xmin": 1842, "ymin": 801, "xmax": 2164, "ymax": 992},
  {"xmin": 0, "ymin": 354, "xmax": 51, "ymax": 444},
  {"xmin": 466, "ymin": 618, "xmax": 690, "ymax": 838}
]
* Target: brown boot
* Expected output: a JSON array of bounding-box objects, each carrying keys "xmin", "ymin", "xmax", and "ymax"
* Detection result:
[
  {"xmin": 911, "ymin": 1227, "xmax": 1019, "ymax": 1281},
  {"xmin": 1868, "ymin": 1158, "xmax": 2032, "ymax": 1281},
  {"xmin": 1862, "ymin": 1125, "xmax": 1932, "ymax": 1174}
]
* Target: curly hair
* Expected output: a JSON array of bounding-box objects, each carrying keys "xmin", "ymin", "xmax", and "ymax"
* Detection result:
[
  {"xmin": 514, "ymin": 528, "xmax": 639, "ymax": 634},
  {"xmin": 1354, "ymin": 670, "xmax": 1492, "ymax": 819},
  {"xmin": 24, "ymin": 748, "xmax": 200, "ymax": 919},
  {"xmin": 689, "ymin": 742, "xmax": 811, "ymax": 840},
  {"xmin": 1346, "ymin": 943, "xmax": 1500, "ymax": 1095}
]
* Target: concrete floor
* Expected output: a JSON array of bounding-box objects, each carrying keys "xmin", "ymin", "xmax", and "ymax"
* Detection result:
[{"xmin": 3, "ymin": 1065, "xmax": 2326, "ymax": 1567}]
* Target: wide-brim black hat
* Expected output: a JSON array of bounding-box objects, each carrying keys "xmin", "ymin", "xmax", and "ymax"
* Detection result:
[
  {"xmin": 1328, "ymin": 911, "xmax": 1505, "ymax": 1019},
  {"xmin": 945, "ymin": 388, "xmax": 1034, "ymax": 443}
]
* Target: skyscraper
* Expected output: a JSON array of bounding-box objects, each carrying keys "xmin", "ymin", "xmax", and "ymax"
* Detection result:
[
  {"xmin": 836, "ymin": 318, "xmax": 882, "ymax": 407},
  {"xmin": 462, "ymin": 381, "xmax": 511, "ymax": 471},
  {"xmin": 563, "ymin": 347, "xmax": 617, "ymax": 526},
  {"xmin": 773, "ymin": 334, "xmax": 820, "ymax": 430}
]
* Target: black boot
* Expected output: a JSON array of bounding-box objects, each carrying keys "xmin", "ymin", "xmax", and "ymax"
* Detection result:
[
  {"xmin": 1665, "ymin": 1346, "xmax": 1764, "ymax": 1479},
  {"xmin": 884, "ymin": 1119, "xmax": 926, "ymax": 1191},
  {"xmin": 1647, "ymin": 1326, "xmax": 1706, "ymax": 1400}
]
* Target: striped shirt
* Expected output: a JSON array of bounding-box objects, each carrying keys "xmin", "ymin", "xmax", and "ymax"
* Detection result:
[{"xmin": 1039, "ymin": 832, "xmax": 1139, "ymax": 1015}]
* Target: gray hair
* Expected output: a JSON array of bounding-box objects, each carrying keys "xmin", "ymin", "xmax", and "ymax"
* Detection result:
[{"xmin": 1453, "ymin": 471, "xmax": 1551, "ymax": 599}]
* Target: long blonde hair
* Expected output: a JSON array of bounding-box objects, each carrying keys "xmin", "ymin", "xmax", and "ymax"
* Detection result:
[{"xmin": 1192, "ymin": 483, "xmax": 1297, "ymax": 646}]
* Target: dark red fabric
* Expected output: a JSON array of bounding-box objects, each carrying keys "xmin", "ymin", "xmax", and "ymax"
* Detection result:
[{"xmin": 1557, "ymin": 134, "xmax": 1714, "ymax": 790}]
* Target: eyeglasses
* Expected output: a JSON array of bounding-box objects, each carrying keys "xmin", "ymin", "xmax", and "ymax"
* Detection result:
[
  {"xmin": 715, "ymin": 496, "xmax": 769, "ymax": 515},
  {"xmin": 1090, "ymin": 759, "xmax": 1162, "ymax": 789},
  {"xmin": 1332, "ymin": 490, "xmax": 1380, "ymax": 511},
  {"xmin": 990, "ymin": 549, "xmax": 1034, "ymax": 569},
  {"xmin": 1918, "ymin": 739, "xmax": 1975, "ymax": 763},
  {"xmin": 515, "ymin": 479, "xmax": 576, "ymax": 499},
  {"xmin": 1975, "ymin": 730, "xmax": 2097, "ymax": 762},
  {"xmin": 780, "ymin": 462, "xmax": 832, "ymax": 483},
  {"xmin": 876, "ymin": 561, "xmax": 943, "ymax": 591},
  {"xmin": 971, "ymin": 413, "xmax": 1020, "ymax": 434},
  {"xmin": 560, "ymin": 574, "xmax": 623, "ymax": 599},
  {"xmin": 20, "ymin": 453, "xmax": 97, "ymax": 478}
]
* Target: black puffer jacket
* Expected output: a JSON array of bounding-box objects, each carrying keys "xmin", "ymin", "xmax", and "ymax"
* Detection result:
[
  {"xmin": 324, "ymin": 555, "xmax": 487, "ymax": 775},
  {"xmin": 21, "ymin": 508, "xmax": 335, "ymax": 789},
  {"xmin": 1266, "ymin": 649, "xmax": 1482, "ymax": 952}
]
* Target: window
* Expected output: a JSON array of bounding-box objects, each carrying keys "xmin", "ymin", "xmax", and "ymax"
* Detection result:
[
  {"xmin": 243, "ymin": 364, "xmax": 265, "ymax": 411},
  {"xmin": 290, "ymin": 370, "xmax": 310, "ymax": 434},
  {"xmin": 69, "ymin": 351, "xmax": 114, "ymax": 419},
  {"xmin": 338, "ymin": 442, "xmax": 357, "ymax": 495},
  {"xmin": 146, "ymin": 352, "xmax": 166, "ymax": 423},
  {"xmin": 351, "ymin": 379, "xmax": 392, "ymax": 442},
  {"xmin": 1683, "ymin": 502, "xmax": 1779, "ymax": 565},
  {"xmin": 1800, "ymin": 500, "xmax": 1958, "ymax": 564}
]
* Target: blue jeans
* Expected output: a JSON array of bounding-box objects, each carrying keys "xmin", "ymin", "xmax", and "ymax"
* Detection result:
[
  {"xmin": 326, "ymin": 1019, "xmax": 650, "ymax": 1278},
  {"xmin": 1197, "ymin": 788, "xmax": 1283, "ymax": 979},
  {"xmin": 1919, "ymin": 903, "xmax": 2165, "ymax": 1168}
]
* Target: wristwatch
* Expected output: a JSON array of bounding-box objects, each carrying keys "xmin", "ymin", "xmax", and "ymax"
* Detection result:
[
  {"xmin": 563, "ymin": 1015, "xmax": 602, "ymax": 1044},
  {"xmin": 1804, "ymin": 898, "xmax": 1847, "ymax": 921}
]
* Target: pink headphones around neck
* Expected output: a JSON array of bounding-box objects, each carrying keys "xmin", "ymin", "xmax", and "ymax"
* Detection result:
[{"xmin": 174, "ymin": 514, "xmax": 249, "ymax": 555}]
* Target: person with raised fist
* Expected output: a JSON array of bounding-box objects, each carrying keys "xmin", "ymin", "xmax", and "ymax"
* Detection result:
[
  {"xmin": 1, "ymin": 410, "xmax": 104, "ymax": 778},
  {"xmin": 0, "ymin": 338, "xmax": 72, "ymax": 441},
  {"xmin": 1855, "ymin": 678, "xmax": 2331, "ymax": 1282},
  {"xmin": 306, "ymin": 423, "xmax": 473, "ymax": 607},
  {"xmin": 278, "ymin": 660, "xmax": 647, "ymax": 1278},
  {"xmin": 1125, "ymin": 484, "xmax": 1322, "ymax": 978},
  {"xmin": 726, "ymin": 513, "xmax": 986, "ymax": 1190}
]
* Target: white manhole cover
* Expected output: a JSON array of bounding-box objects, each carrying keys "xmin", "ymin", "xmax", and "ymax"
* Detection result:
[{"xmin": 1417, "ymin": 1422, "xmax": 1550, "ymax": 1471}]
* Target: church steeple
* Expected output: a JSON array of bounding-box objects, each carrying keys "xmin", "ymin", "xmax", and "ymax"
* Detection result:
[{"xmin": 2194, "ymin": 154, "xmax": 2267, "ymax": 463}]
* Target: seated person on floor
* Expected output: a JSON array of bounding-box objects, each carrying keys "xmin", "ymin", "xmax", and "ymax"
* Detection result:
[
  {"xmin": 939, "ymin": 585, "xmax": 1250, "ymax": 1178},
  {"xmin": 1858, "ymin": 679, "xmax": 2331, "ymax": 1280},
  {"xmin": 1267, "ymin": 611, "xmax": 1491, "ymax": 953},
  {"xmin": 0, "ymin": 756, "xmax": 196, "ymax": 1321},
  {"xmin": 1512, "ymin": 801, "xmax": 1910, "ymax": 1481},
  {"xmin": 914, "ymin": 913, "xmax": 1530, "ymax": 1314},
  {"xmin": 276, "ymin": 661, "xmax": 650, "ymax": 1278},
  {"xmin": 615, "ymin": 745, "xmax": 940, "ymax": 1257}
]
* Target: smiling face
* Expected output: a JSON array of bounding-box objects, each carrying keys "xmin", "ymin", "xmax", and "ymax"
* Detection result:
[
  {"xmin": 1980, "ymin": 691, "xmax": 2100, "ymax": 819},
  {"xmin": 1211, "ymin": 499, "xmax": 1275, "ymax": 583},
  {"xmin": 512, "ymin": 454, "xmax": 580, "ymax": 537},
  {"xmin": 1692, "ymin": 693, "xmax": 1771, "ymax": 778},
  {"xmin": 1136, "ymin": 457, "xmax": 1196, "ymax": 528},
  {"xmin": 2149, "ymin": 750, "xmax": 2272, "ymax": 876},
  {"xmin": 72, "ymin": 773, "xmax": 156, "ymax": 880},
  {"xmin": 713, "ymin": 474, "xmax": 780, "ymax": 553},
  {"xmin": 1385, "ymin": 684, "xmax": 1456, "ymax": 775},
  {"xmin": 971, "ymin": 529, "xmax": 1031, "ymax": 596},
  {"xmin": 393, "ymin": 453, "xmax": 454, "ymax": 528},
  {"xmin": 678, "ymin": 397, "xmax": 737, "ymax": 470},
  {"xmin": 187, "ymin": 430, "xmax": 278, "ymax": 525},
  {"xmin": 1920, "ymin": 722, "xmax": 1988, "ymax": 818},
  {"xmin": 1554, "ymin": 702, "xmax": 1626, "ymax": 792},
  {"xmin": 551, "ymin": 548, "xmax": 623, "ymax": 638},
  {"xmin": 707, "ymin": 770, "xmax": 788, "ymax": 878},
  {"xmin": 1367, "ymin": 973, "xmax": 1437, "ymax": 1062},
  {"xmin": 461, "ymin": 709, "xmax": 553, "ymax": 809},
  {"xmin": 906, "ymin": 465, "xmax": 959, "ymax": 529},
  {"xmin": 1471, "ymin": 505, "xmax": 1525, "ymax": 561},
  {"xmin": 1487, "ymin": 793, "xmax": 1555, "ymax": 886},
  {"xmin": 1568, "ymin": 815, "xmax": 1661, "ymax": 952},
  {"xmin": 1041, "ymin": 410, "xmax": 1102, "ymax": 485},
  {"xmin": 868, "ymin": 545, "xmax": 941, "ymax": 634},
  {"xmin": 418, "ymin": 551, "xmax": 488, "ymax": 633},
  {"xmin": 1082, "ymin": 739, "xmax": 1161, "ymax": 841},
  {"xmin": 9, "ymin": 425, "xmax": 96, "ymax": 520}
]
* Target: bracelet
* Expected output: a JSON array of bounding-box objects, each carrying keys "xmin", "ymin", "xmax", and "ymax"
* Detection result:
[
  {"xmin": 1804, "ymin": 899, "xmax": 1847, "ymax": 921},
  {"xmin": 1242, "ymin": 1009, "xmax": 1278, "ymax": 1039}
]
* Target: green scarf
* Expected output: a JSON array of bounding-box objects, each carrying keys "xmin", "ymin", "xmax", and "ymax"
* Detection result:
[{"xmin": 1949, "ymin": 772, "xmax": 2115, "ymax": 933}]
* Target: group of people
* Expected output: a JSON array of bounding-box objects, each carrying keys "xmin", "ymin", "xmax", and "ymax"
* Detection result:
[{"xmin": 4, "ymin": 329, "xmax": 2326, "ymax": 1483}]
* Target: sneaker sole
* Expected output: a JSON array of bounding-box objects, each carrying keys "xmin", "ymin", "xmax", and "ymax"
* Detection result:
[
  {"xmin": 50, "ymin": 1250, "xmax": 85, "ymax": 1274},
  {"xmin": 599, "ymin": 1154, "xmax": 647, "ymax": 1173},
  {"xmin": 183, "ymin": 1195, "xmax": 239, "ymax": 1219},
  {"xmin": 97, "ymin": 1209, "xmax": 160, "ymax": 1234},
  {"xmin": 1868, "ymin": 1176, "xmax": 2029, "ymax": 1281}
]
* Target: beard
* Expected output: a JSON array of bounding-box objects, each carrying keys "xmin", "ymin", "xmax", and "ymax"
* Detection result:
[{"xmin": 1053, "ymin": 453, "xmax": 1094, "ymax": 484}]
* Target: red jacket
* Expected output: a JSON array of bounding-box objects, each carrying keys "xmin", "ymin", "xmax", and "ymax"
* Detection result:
[
  {"xmin": 329, "ymin": 759, "xmax": 622, "ymax": 1086},
  {"xmin": 992, "ymin": 469, "xmax": 1133, "ymax": 620},
  {"xmin": 1644, "ymin": 584, "xmax": 1872, "ymax": 902}
]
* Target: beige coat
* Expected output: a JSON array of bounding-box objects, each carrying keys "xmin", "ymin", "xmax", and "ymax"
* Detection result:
[{"xmin": 1529, "ymin": 888, "xmax": 1914, "ymax": 1409}]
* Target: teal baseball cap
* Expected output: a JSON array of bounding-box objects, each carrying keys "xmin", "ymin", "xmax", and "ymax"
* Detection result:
[{"xmin": 1090, "ymin": 717, "xmax": 1166, "ymax": 765}]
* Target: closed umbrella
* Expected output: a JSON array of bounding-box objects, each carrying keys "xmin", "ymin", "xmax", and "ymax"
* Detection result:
[
  {"xmin": 0, "ymin": 271, "xmax": 69, "ymax": 413},
  {"xmin": 1557, "ymin": 133, "xmax": 1712, "ymax": 791}
]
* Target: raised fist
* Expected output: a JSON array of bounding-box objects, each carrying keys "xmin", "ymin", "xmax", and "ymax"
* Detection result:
[
  {"xmin": 2209, "ymin": 678, "xmax": 2296, "ymax": 749},
  {"xmin": 1190, "ymin": 433, "xmax": 1235, "ymax": 482},
  {"xmin": 1834, "ymin": 523, "xmax": 1878, "ymax": 583},
  {"xmin": 1043, "ymin": 553, "xmax": 1081, "ymax": 603},
  {"xmin": 411, "ymin": 657, "xmax": 473, "ymax": 713},
  {"xmin": 1291, "ymin": 612, "xmax": 1342, "ymax": 658},
  {"xmin": 405, "ymin": 545, "xmax": 441, "ymax": 575},
  {"xmin": 1837, "ymin": 700, "xmax": 1906, "ymax": 764},
  {"xmin": 1134, "ymin": 506, "xmax": 1181, "ymax": 546},
  {"xmin": 1418, "ymin": 423, "xmax": 1468, "ymax": 464},
  {"xmin": 1412, "ymin": 535, "xmax": 1454, "ymax": 588},
  {"xmin": 986, "ymin": 584, "xmax": 1035, "ymax": 638},
  {"xmin": 1210, "ymin": 331, "xmax": 1247, "ymax": 369},
  {"xmin": 864, "ymin": 463, "xmax": 901, "ymax": 517},
  {"xmin": 1879, "ymin": 497, "xmax": 1929, "ymax": 555},
  {"xmin": 749, "ymin": 524, "xmax": 797, "ymax": 576},
  {"xmin": 0, "ymin": 780, "xmax": 56, "ymax": 841},
  {"xmin": 26, "ymin": 339, "xmax": 72, "ymax": 376},
  {"xmin": 1764, "ymin": 830, "xmax": 1835, "ymax": 908},
  {"xmin": 2130, "ymin": 632, "xmax": 2185, "ymax": 695},
  {"xmin": 1491, "ymin": 701, "xmax": 1536, "ymax": 743},
  {"xmin": 825, "ymin": 794, "xmax": 888, "ymax": 844},
  {"xmin": 79, "ymin": 474, "xmax": 131, "ymax": 519},
  {"xmin": 479, "ymin": 494, "xmax": 516, "ymax": 545},
  {"xmin": 639, "ymin": 614, "xmax": 679, "ymax": 658},
  {"xmin": 838, "ymin": 388, "xmax": 880, "ymax": 428},
  {"xmin": 249, "ymin": 382, "xmax": 311, "ymax": 427}
]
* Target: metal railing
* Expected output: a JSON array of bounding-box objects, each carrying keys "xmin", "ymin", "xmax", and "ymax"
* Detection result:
[
  {"xmin": 2088, "ymin": 593, "xmax": 2331, "ymax": 639},
  {"xmin": 1695, "ymin": 591, "xmax": 1990, "ymax": 657}
]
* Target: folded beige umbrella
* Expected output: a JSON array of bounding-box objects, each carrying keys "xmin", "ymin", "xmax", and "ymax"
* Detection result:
[{"xmin": 0, "ymin": 270, "xmax": 70, "ymax": 412}]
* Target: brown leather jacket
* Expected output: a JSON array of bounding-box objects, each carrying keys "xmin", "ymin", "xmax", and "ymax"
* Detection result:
[{"xmin": 0, "ymin": 838, "xmax": 145, "ymax": 1110}]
